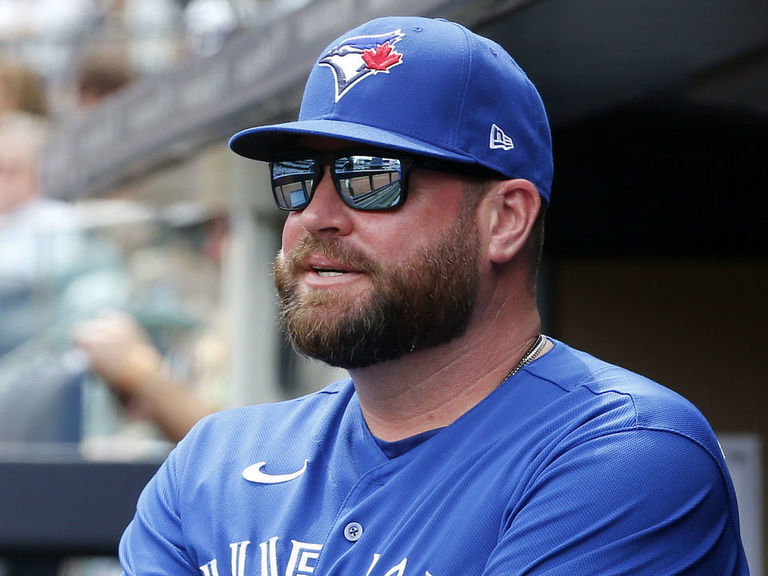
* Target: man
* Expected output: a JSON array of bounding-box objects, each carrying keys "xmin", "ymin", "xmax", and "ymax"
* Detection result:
[
  {"xmin": 0, "ymin": 112, "xmax": 84, "ymax": 355},
  {"xmin": 119, "ymin": 16, "xmax": 749, "ymax": 575}
]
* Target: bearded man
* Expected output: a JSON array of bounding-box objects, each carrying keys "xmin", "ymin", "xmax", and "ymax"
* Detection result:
[{"xmin": 119, "ymin": 16, "xmax": 749, "ymax": 576}]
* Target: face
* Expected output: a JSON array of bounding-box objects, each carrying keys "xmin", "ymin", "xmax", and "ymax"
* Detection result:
[
  {"xmin": 0, "ymin": 135, "xmax": 38, "ymax": 213},
  {"xmin": 274, "ymin": 165, "xmax": 483, "ymax": 369}
]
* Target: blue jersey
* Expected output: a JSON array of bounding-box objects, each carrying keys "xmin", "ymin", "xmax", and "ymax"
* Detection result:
[{"xmin": 120, "ymin": 340, "xmax": 749, "ymax": 575}]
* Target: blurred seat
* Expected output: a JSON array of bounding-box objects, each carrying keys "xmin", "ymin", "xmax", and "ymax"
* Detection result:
[{"xmin": 0, "ymin": 345, "xmax": 86, "ymax": 444}]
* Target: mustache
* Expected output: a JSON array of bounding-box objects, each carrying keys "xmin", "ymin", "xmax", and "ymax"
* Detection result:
[{"xmin": 281, "ymin": 236, "xmax": 380, "ymax": 275}]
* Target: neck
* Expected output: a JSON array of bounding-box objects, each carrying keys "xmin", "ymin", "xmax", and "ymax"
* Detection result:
[{"xmin": 349, "ymin": 295, "xmax": 545, "ymax": 442}]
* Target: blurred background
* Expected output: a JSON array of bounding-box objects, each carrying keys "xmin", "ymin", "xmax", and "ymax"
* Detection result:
[{"xmin": 0, "ymin": 0, "xmax": 765, "ymax": 574}]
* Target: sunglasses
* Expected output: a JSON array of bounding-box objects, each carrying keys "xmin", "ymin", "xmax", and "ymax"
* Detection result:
[
  {"xmin": 270, "ymin": 151, "xmax": 413, "ymax": 212},
  {"xmin": 270, "ymin": 151, "xmax": 500, "ymax": 212}
]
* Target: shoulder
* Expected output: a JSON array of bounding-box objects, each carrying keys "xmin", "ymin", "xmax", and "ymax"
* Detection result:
[
  {"xmin": 190, "ymin": 378, "xmax": 352, "ymax": 435},
  {"xmin": 496, "ymin": 423, "xmax": 747, "ymax": 573},
  {"xmin": 523, "ymin": 339, "xmax": 728, "ymax": 474},
  {"xmin": 497, "ymin": 342, "xmax": 747, "ymax": 572},
  {"xmin": 529, "ymin": 340, "xmax": 714, "ymax": 431},
  {"xmin": 170, "ymin": 379, "xmax": 355, "ymax": 466}
]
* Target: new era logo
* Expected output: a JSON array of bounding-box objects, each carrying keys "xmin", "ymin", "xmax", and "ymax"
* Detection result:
[{"xmin": 489, "ymin": 124, "xmax": 514, "ymax": 151}]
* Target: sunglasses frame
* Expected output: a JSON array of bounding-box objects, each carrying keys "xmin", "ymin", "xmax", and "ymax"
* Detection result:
[{"xmin": 270, "ymin": 150, "xmax": 415, "ymax": 212}]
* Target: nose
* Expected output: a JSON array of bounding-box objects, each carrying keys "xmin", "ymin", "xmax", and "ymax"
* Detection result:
[{"xmin": 292, "ymin": 166, "xmax": 353, "ymax": 237}]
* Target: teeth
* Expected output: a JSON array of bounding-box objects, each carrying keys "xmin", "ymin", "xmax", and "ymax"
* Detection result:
[{"xmin": 316, "ymin": 270, "xmax": 344, "ymax": 277}]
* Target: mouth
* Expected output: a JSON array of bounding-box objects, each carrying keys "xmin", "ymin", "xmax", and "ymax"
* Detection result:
[
  {"xmin": 303, "ymin": 253, "xmax": 359, "ymax": 277},
  {"xmin": 313, "ymin": 267, "xmax": 347, "ymax": 278},
  {"xmin": 292, "ymin": 257, "xmax": 362, "ymax": 289},
  {"xmin": 281, "ymin": 241, "xmax": 375, "ymax": 289}
]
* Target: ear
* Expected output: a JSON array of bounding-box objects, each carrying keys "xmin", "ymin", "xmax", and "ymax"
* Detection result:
[{"xmin": 483, "ymin": 179, "xmax": 541, "ymax": 265}]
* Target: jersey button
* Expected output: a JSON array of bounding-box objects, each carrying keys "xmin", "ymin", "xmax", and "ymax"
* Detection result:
[{"xmin": 344, "ymin": 522, "xmax": 363, "ymax": 542}]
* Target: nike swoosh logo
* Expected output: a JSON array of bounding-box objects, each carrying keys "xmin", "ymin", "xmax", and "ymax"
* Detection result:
[{"xmin": 242, "ymin": 459, "xmax": 309, "ymax": 484}]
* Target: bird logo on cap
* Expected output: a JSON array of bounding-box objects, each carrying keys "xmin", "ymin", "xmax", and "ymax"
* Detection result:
[{"xmin": 319, "ymin": 30, "xmax": 404, "ymax": 102}]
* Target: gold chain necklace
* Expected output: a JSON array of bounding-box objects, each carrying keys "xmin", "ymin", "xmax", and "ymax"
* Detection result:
[{"xmin": 502, "ymin": 334, "xmax": 546, "ymax": 382}]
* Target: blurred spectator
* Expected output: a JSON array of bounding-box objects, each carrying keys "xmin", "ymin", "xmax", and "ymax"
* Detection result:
[
  {"xmin": 0, "ymin": 112, "xmax": 52, "ymax": 217},
  {"xmin": 0, "ymin": 107, "xmax": 126, "ymax": 452},
  {"xmin": 0, "ymin": 57, "xmax": 48, "ymax": 117},
  {"xmin": 75, "ymin": 47, "xmax": 134, "ymax": 109},
  {"xmin": 69, "ymin": 46, "xmax": 225, "ymax": 444},
  {"xmin": 0, "ymin": 111, "xmax": 84, "ymax": 355},
  {"xmin": 73, "ymin": 209, "xmax": 229, "ymax": 443},
  {"xmin": 73, "ymin": 310, "xmax": 217, "ymax": 443}
]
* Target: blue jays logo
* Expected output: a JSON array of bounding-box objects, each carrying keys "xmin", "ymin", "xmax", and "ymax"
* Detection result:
[{"xmin": 319, "ymin": 29, "xmax": 405, "ymax": 102}]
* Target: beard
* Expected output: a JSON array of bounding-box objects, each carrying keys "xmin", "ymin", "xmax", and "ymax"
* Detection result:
[{"xmin": 273, "ymin": 204, "xmax": 482, "ymax": 369}]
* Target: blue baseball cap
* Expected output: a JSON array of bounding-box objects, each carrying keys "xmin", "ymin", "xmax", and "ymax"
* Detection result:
[{"xmin": 229, "ymin": 16, "xmax": 553, "ymax": 203}]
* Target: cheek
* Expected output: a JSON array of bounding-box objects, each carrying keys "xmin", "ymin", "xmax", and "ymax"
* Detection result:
[
  {"xmin": 281, "ymin": 214, "xmax": 303, "ymax": 251},
  {"xmin": 394, "ymin": 194, "xmax": 466, "ymax": 247}
]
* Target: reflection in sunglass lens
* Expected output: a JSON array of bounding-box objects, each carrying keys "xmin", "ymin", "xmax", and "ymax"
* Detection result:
[
  {"xmin": 334, "ymin": 156, "xmax": 402, "ymax": 210},
  {"xmin": 271, "ymin": 154, "xmax": 405, "ymax": 211},
  {"xmin": 272, "ymin": 160, "xmax": 315, "ymax": 210}
]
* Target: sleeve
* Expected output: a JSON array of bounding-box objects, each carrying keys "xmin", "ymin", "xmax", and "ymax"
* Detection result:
[
  {"xmin": 119, "ymin": 447, "xmax": 198, "ymax": 575},
  {"xmin": 484, "ymin": 429, "xmax": 747, "ymax": 576}
]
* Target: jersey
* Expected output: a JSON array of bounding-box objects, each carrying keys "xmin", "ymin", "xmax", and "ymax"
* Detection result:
[{"xmin": 119, "ymin": 339, "xmax": 749, "ymax": 575}]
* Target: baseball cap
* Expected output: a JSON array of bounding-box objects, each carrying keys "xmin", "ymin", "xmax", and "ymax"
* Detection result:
[{"xmin": 229, "ymin": 16, "xmax": 553, "ymax": 203}]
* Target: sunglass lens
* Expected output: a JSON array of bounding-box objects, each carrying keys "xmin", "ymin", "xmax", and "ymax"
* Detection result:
[
  {"xmin": 272, "ymin": 160, "xmax": 315, "ymax": 210},
  {"xmin": 334, "ymin": 156, "xmax": 403, "ymax": 210}
]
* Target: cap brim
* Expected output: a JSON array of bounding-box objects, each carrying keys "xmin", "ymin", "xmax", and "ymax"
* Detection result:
[{"xmin": 229, "ymin": 119, "xmax": 477, "ymax": 165}]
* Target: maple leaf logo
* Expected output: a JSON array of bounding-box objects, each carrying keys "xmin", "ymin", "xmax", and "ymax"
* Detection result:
[
  {"xmin": 318, "ymin": 30, "xmax": 405, "ymax": 101},
  {"xmin": 362, "ymin": 42, "xmax": 402, "ymax": 72}
]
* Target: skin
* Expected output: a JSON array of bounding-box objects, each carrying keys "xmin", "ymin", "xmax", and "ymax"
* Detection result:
[
  {"xmin": 74, "ymin": 138, "xmax": 550, "ymax": 444},
  {"xmin": 73, "ymin": 218, "xmax": 229, "ymax": 443},
  {"xmin": 279, "ymin": 138, "xmax": 551, "ymax": 441},
  {"xmin": 0, "ymin": 131, "xmax": 40, "ymax": 214},
  {"xmin": 73, "ymin": 312, "xmax": 216, "ymax": 443}
]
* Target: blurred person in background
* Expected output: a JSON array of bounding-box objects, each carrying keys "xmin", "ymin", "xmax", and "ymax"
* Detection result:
[
  {"xmin": 0, "ymin": 100, "xmax": 102, "ymax": 459},
  {"xmin": 74, "ymin": 47, "xmax": 134, "ymax": 109},
  {"xmin": 0, "ymin": 111, "xmax": 84, "ymax": 355},
  {"xmin": 0, "ymin": 60, "xmax": 126, "ymax": 449},
  {"xmin": 70, "ymin": 47, "xmax": 218, "ymax": 446},
  {"xmin": 68, "ymin": 47, "xmax": 227, "ymax": 446},
  {"xmin": 74, "ymin": 310, "xmax": 218, "ymax": 443},
  {"xmin": 0, "ymin": 58, "xmax": 78, "ymax": 356},
  {"xmin": 0, "ymin": 57, "xmax": 48, "ymax": 118},
  {"xmin": 73, "ymin": 210, "xmax": 228, "ymax": 443}
]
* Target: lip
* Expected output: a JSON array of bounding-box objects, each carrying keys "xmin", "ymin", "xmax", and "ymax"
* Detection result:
[
  {"xmin": 299, "ymin": 254, "xmax": 366, "ymax": 288},
  {"xmin": 302, "ymin": 254, "xmax": 357, "ymax": 274}
]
